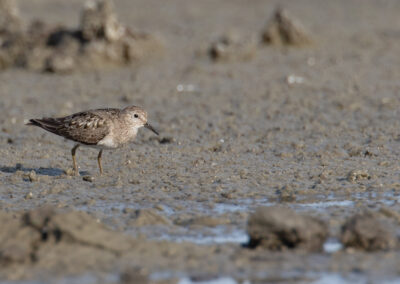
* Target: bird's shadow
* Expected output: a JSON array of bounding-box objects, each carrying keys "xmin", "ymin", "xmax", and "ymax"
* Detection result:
[{"xmin": 0, "ymin": 164, "xmax": 65, "ymax": 177}]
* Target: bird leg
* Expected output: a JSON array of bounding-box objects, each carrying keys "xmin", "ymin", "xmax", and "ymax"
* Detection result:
[
  {"xmin": 97, "ymin": 149, "xmax": 103, "ymax": 175},
  {"xmin": 71, "ymin": 144, "xmax": 80, "ymax": 176}
]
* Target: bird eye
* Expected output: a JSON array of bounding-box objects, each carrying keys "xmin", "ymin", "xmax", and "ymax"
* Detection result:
[{"xmin": 134, "ymin": 114, "xmax": 139, "ymax": 118}]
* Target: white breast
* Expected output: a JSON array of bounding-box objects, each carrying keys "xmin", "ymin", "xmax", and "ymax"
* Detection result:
[{"xmin": 97, "ymin": 135, "xmax": 119, "ymax": 149}]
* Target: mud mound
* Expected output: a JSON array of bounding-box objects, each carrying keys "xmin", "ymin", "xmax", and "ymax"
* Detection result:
[
  {"xmin": 0, "ymin": 0, "xmax": 23, "ymax": 69},
  {"xmin": 247, "ymin": 206, "xmax": 328, "ymax": 251},
  {"xmin": 0, "ymin": 207, "xmax": 135, "ymax": 276},
  {"xmin": 341, "ymin": 211, "xmax": 398, "ymax": 251},
  {"xmin": 208, "ymin": 31, "xmax": 257, "ymax": 62},
  {"xmin": 80, "ymin": 0, "xmax": 125, "ymax": 42},
  {"xmin": 261, "ymin": 8, "xmax": 312, "ymax": 46},
  {"xmin": 120, "ymin": 267, "xmax": 149, "ymax": 284},
  {"xmin": 0, "ymin": 0, "xmax": 162, "ymax": 73},
  {"xmin": 0, "ymin": 0, "xmax": 21, "ymax": 35}
]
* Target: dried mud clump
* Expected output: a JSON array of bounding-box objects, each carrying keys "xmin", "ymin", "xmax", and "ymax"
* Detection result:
[
  {"xmin": 0, "ymin": 0, "xmax": 162, "ymax": 73},
  {"xmin": 0, "ymin": 0, "xmax": 21, "ymax": 34},
  {"xmin": 0, "ymin": 0, "xmax": 23, "ymax": 68},
  {"xmin": 80, "ymin": 0, "xmax": 125, "ymax": 42},
  {"xmin": 341, "ymin": 211, "xmax": 398, "ymax": 251},
  {"xmin": 247, "ymin": 206, "xmax": 328, "ymax": 251},
  {"xmin": 120, "ymin": 267, "xmax": 149, "ymax": 284},
  {"xmin": 261, "ymin": 8, "xmax": 312, "ymax": 46},
  {"xmin": 208, "ymin": 32, "xmax": 257, "ymax": 62},
  {"xmin": 0, "ymin": 207, "xmax": 135, "ymax": 274}
]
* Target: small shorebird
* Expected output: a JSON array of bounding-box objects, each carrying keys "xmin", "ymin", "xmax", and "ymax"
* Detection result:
[{"xmin": 27, "ymin": 105, "xmax": 158, "ymax": 176}]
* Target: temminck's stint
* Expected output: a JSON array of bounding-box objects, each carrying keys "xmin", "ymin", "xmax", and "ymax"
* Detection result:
[{"xmin": 27, "ymin": 105, "xmax": 159, "ymax": 176}]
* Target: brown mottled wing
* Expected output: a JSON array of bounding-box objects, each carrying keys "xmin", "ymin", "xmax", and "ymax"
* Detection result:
[{"xmin": 28, "ymin": 109, "xmax": 118, "ymax": 145}]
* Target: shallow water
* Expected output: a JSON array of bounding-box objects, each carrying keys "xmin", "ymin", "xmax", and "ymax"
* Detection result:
[
  {"xmin": 178, "ymin": 277, "xmax": 239, "ymax": 284},
  {"xmin": 156, "ymin": 227, "xmax": 249, "ymax": 245},
  {"xmin": 6, "ymin": 273, "xmax": 400, "ymax": 284},
  {"xmin": 0, "ymin": 273, "xmax": 120, "ymax": 284},
  {"xmin": 323, "ymin": 238, "xmax": 343, "ymax": 253}
]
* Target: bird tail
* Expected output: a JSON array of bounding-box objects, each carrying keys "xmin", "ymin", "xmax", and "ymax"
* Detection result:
[{"xmin": 26, "ymin": 118, "xmax": 62, "ymax": 134}]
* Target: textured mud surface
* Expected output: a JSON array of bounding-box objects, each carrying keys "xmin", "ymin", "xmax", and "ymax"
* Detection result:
[{"xmin": 1, "ymin": 0, "xmax": 400, "ymax": 283}]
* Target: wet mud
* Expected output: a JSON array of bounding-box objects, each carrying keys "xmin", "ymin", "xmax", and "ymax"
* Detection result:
[{"xmin": 1, "ymin": 0, "xmax": 400, "ymax": 282}]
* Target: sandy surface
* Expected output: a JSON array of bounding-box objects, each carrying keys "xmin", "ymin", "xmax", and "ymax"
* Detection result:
[{"xmin": 1, "ymin": 0, "xmax": 400, "ymax": 283}]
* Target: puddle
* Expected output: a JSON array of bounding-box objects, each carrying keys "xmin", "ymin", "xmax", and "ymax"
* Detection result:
[
  {"xmin": 166, "ymin": 273, "xmax": 400, "ymax": 284},
  {"xmin": 178, "ymin": 277, "xmax": 240, "ymax": 284},
  {"xmin": 292, "ymin": 192, "xmax": 399, "ymax": 212},
  {"xmin": 310, "ymin": 274, "xmax": 364, "ymax": 284},
  {"xmin": 76, "ymin": 198, "xmax": 271, "ymax": 217},
  {"xmin": 150, "ymin": 271, "xmax": 246, "ymax": 284},
  {"xmin": 298, "ymin": 200, "xmax": 354, "ymax": 209},
  {"xmin": 128, "ymin": 225, "xmax": 249, "ymax": 245},
  {"xmin": 309, "ymin": 273, "xmax": 400, "ymax": 284},
  {"xmin": 211, "ymin": 198, "xmax": 270, "ymax": 215},
  {"xmin": 323, "ymin": 238, "xmax": 343, "ymax": 253},
  {"xmin": 157, "ymin": 228, "xmax": 249, "ymax": 245},
  {"xmin": 55, "ymin": 274, "xmax": 118, "ymax": 284},
  {"xmin": 0, "ymin": 273, "xmax": 119, "ymax": 284},
  {"xmin": 200, "ymin": 193, "xmax": 398, "ymax": 216}
]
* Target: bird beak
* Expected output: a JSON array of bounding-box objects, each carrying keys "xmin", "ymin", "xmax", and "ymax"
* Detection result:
[{"xmin": 144, "ymin": 123, "xmax": 159, "ymax": 135}]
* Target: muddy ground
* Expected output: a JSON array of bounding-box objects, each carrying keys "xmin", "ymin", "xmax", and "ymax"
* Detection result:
[{"xmin": 0, "ymin": 0, "xmax": 400, "ymax": 283}]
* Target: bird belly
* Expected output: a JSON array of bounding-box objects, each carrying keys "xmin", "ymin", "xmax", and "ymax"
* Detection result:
[{"xmin": 96, "ymin": 135, "xmax": 119, "ymax": 149}]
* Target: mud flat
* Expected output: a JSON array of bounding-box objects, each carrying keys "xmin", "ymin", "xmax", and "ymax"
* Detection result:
[{"xmin": 1, "ymin": 0, "xmax": 400, "ymax": 282}]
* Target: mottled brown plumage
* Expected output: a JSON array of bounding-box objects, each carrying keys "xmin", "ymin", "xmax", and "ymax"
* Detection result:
[
  {"xmin": 27, "ymin": 106, "xmax": 158, "ymax": 175},
  {"xmin": 28, "ymin": 109, "xmax": 113, "ymax": 145}
]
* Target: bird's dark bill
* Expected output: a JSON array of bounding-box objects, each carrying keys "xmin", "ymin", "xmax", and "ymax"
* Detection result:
[{"xmin": 144, "ymin": 123, "xmax": 159, "ymax": 135}]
